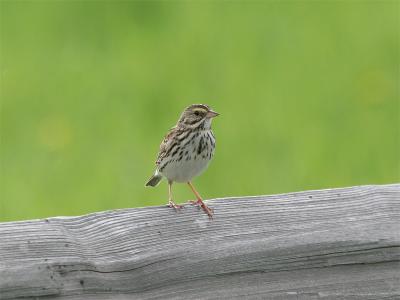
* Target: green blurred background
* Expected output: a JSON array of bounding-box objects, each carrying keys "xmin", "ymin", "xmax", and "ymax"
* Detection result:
[{"xmin": 1, "ymin": 1, "xmax": 399, "ymax": 222}]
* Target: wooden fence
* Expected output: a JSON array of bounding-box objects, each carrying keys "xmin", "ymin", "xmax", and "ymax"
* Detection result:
[{"xmin": 0, "ymin": 184, "xmax": 399, "ymax": 299}]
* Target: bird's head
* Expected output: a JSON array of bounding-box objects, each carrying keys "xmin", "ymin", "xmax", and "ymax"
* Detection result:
[{"xmin": 178, "ymin": 104, "xmax": 219, "ymax": 129}]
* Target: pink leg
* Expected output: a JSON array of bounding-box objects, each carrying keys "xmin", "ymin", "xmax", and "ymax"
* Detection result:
[
  {"xmin": 167, "ymin": 182, "xmax": 183, "ymax": 210},
  {"xmin": 187, "ymin": 182, "xmax": 213, "ymax": 218}
]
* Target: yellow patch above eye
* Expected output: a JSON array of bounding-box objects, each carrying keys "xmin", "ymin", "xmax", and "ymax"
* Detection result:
[{"xmin": 193, "ymin": 108, "xmax": 206, "ymax": 114}]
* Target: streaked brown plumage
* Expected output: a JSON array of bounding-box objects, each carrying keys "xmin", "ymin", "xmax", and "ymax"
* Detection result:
[{"xmin": 145, "ymin": 104, "xmax": 219, "ymax": 218}]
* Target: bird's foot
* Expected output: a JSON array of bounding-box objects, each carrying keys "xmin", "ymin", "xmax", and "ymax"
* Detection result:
[
  {"xmin": 167, "ymin": 201, "xmax": 183, "ymax": 210},
  {"xmin": 188, "ymin": 199, "xmax": 213, "ymax": 219},
  {"xmin": 188, "ymin": 199, "xmax": 200, "ymax": 206}
]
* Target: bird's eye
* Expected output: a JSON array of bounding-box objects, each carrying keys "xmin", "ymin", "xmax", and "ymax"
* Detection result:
[{"xmin": 194, "ymin": 111, "xmax": 200, "ymax": 116}]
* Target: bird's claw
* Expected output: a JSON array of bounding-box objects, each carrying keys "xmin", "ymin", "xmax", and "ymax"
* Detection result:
[
  {"xmin": 188, "ymin": 200, "xmax": 199, "ymax": 206},
  {"xmin": 167, "ymin": 201, "xmax": 184, "ymax": 210},
  {"xmin": 188, "ymin": 199, "xmax": 213, "ymax": 218}
]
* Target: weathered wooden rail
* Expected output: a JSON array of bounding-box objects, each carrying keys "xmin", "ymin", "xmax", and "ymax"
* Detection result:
[{"xmin": 0, "ymin": 184, "xmax": 399, "ymax": 299}]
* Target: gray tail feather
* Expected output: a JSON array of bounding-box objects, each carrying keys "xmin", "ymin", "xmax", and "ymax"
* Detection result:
[{"xmin": 145, "ymin": 173, "xmax": 163, "ymax": 187}]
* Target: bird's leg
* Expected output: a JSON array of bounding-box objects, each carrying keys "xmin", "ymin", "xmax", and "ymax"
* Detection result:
[
  {"xmin": 167, "ymin": 181, "xmax": 183, "ymax": 210},
  {"xmin": 187, "ymin": 182, "xmax": 213, "ymax": 218}
]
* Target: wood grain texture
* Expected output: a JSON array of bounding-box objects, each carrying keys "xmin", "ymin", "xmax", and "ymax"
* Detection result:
[{"xmin": 0, "ymin": 184, "xmax": 399, "ymax": 299}]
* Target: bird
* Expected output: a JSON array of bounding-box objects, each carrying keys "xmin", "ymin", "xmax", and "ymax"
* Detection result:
[{"xmin": 145, "ymin": 104, "xmax": 219, "ymax": 218}]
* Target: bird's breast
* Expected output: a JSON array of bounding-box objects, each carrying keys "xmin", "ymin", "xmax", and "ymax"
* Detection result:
[{"xmin": 159, "ymin": 130, "xmax": 215, "ymax": 182}]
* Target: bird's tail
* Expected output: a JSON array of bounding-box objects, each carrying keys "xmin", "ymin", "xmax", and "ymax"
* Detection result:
[{"xmin": 145, "ymin": 172, "xmax": 163, "ymax": 187}]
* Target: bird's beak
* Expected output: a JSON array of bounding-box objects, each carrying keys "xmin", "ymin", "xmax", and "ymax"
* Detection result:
[{"xmin": 206, "ymin": 110, "xmax": 219, "ymax": 118}]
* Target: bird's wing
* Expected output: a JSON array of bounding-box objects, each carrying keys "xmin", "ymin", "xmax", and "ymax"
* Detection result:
[{"xmin": 156, "ymin": 126, "xmax": 181, "ymax": 167}]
